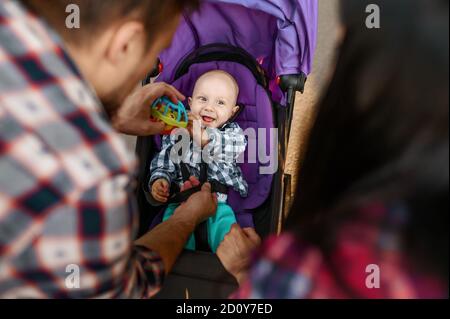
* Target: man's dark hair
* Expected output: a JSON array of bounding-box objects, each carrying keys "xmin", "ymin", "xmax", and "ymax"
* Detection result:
[{"xmin": 21, "ymin": 0, "xmax": 200, "ymax": 44}]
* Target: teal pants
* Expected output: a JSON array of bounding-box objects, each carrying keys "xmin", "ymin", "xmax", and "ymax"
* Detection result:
[{"xmin": 163, "ymin": 203, "xmax": 237, "ymax": 253}]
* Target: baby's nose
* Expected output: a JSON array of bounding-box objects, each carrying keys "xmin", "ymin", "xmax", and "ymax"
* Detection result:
[{"xmin": 204, "ymin": 105, "xmax": 214, "ymax": 113}]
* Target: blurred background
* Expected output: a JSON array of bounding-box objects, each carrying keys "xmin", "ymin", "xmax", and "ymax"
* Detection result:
[{"xmin": 121, "ymin": 0, "xmax": 342, "ymax": 209}]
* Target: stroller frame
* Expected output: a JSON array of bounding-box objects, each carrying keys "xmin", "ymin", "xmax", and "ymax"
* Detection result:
[
  {"xmin": 135, "ymin": 45, "xmax": 305, "ymax": 299},
  {"xmin": 134, "ymin": 0, "xmax": 317, "ymax": 298}
]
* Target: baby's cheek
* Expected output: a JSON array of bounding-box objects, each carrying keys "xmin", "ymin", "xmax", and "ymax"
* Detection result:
[
  {"xmin": 218, "ymin": 108, "xmax": 228, "ymax": 118},
  {"xmin": 189, "ymin": 103, "xmax": 201, "ymax": 114}
]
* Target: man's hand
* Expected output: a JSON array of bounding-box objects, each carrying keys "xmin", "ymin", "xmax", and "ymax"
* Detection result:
[
  {"xmin": 173, "ymin": 177, "xmax": 218, "ymax": 227},
  {"xmin": 113, "ymin": 83, "xmax": 185, "ymax": 136},
  {"xmin": 135, "ymin": 176, "xmax": 218, "ymax": 275},
  {"xmin": 217, "ymin": 224, "xmax": 262, "ymax": 285},
  {"xmin": 152, "ymin": 179, "xmax": 170, "ymax": 203}
]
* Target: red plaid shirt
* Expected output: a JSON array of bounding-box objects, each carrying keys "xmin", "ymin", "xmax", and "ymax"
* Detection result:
[
  {"xmin": 0, "ymin": 0, "xmax": 164, "ymax": 298},
  {"xmin": 233, "ymin": 202, "xmax": 447, "ymax": 299}
]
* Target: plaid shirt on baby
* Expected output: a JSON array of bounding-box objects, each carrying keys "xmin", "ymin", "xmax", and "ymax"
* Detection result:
[
  {"xmin": 150, "ymin": 123, "xmax": 249, "ymax": 202},
  {"xmin": 0, "ymin": 0, "xmax": 164, "ymax": 298}
]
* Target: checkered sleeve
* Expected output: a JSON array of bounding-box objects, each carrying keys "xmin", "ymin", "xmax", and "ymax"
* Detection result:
[
  {"xmin": 149, "ymin": 135, "xmax": 179, "ymax": 187},
  {"xmin": 0, "ymin": 147, "xmax": 165, "ymax": 298},
  {"xmin": 66, "ymin": 177, "xmax": 165, "ymax": 299},
  {"xmin": 0, "ymin": 154, "xmax": 165, "ymax": 298}
]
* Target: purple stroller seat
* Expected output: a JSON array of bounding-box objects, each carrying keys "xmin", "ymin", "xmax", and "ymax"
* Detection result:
[
  {"xmin": 135, "ymin": 0, "xmax": 318, "ymax": 299},
  {"xmin": 151, "ymin": 60, "xmax": 275, "ymax": 229}
]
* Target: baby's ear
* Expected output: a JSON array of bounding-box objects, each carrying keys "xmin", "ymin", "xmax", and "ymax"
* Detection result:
[
  {"xmin": 188, "ymin": 97, "xmax": 193, "ymax": 107},
  {"xmin": 232, "ymin": 105, "xmax": 240, "ymax": 115}
]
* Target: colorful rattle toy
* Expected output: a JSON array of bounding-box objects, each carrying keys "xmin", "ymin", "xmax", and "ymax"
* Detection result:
[{"xmin": 151, "ymin": 96, "xmax": 189, "ymax": 135}]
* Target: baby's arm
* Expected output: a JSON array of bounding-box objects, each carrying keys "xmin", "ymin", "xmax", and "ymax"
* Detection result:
[{"xmin": 149, "ymin": 136, "xmax": 179, "ymax": 202}]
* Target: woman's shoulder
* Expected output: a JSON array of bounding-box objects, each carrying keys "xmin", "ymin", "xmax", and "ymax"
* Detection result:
[
  {"xmin": 234, "ymin": 203, "xmax": 448, "ymax": 299},
  {"xmin": 233, "ymin": 233, "xmax": 341, "ymax": 299}
]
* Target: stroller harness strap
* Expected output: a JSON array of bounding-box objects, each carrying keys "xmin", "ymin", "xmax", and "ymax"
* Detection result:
[
  {"xmin": 168, "ymin": 162, "xmax": 229, "ymax": 205},
  {"xmin": 169, "ymin": 162, "xmax": 229, "ymax": 252}
]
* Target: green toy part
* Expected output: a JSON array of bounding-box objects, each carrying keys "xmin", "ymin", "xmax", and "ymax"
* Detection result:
[{"xmin": 151, "ymin": 97, "xmax": 189, "ymax": 134}]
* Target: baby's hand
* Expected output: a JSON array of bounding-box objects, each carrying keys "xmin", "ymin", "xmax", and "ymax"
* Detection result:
[
  {"xmin": 187, "ymin": 112, "xmax": 202, "ymax": 136},
  {"xmin": 188, "ymin": 113, "xmax": 210, "ymax": 147},
  {"xmin": 152, "ymin": 179, "xmax": 170, "ymax": 203}
]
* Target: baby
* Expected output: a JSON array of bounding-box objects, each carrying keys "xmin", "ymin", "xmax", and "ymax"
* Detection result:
[{"xmin": 149, "ymin": 70, "xmax": 248, "ymax": 253}]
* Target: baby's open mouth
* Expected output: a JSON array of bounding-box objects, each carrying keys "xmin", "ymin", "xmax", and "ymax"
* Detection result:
[{"xmin": 202, "ymin": 116, "xmax": 215, "ymax": 123}]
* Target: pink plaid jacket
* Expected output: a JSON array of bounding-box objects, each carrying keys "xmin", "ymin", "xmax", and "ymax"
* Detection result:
[{"xmin": 233, "ymin": 202, "xmax": 447, "ymax": 299}]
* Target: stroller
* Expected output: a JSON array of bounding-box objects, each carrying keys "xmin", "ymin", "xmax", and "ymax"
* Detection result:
[{"xmin": 136, "ymin": 0, "xmax": 318, "ymax": 299}]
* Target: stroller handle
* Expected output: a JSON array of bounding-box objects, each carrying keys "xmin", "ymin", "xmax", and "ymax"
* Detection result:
[{"xmin": 278, "ymin": 74, "xmax": 307, "ymax": 94}]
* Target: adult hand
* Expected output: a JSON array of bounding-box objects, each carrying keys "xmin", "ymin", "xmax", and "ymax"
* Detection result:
[
  {"xmin": 113, "ymin": 83, "xmax": 185, "ymax": 136},
  {"xmin": 217, "ymin": 224, "xmax": 262, "ymax": 285},
  {"xmin": 135, "ymin": 176, "xmax": 217, "ymax": 275},
  {"xmin": 173, "ymin": 176, "xmax": 218, "ymax": 227}
]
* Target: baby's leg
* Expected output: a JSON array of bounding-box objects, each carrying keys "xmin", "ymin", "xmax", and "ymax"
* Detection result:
[
  {"xmin": 163, "ymin": 204, "xmax": 196, "ymax": 251},
  {"xmin": 207, "ymin": 203, "xmax": 238, "ymax": 253}
]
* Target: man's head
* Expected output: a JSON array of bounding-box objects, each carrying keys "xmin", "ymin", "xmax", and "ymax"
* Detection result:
[
  {"xmin": 21, "ymin": 0, "xmax": 199, "ymax": 114},
  {"xmin": 189, "ymin": 71, "xmax": 240, "ymax": 128}
]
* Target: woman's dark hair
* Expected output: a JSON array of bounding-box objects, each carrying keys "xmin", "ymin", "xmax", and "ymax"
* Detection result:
[{"xmin": 288, "ymin": 0, "xmax": 449, "ymax": 286}]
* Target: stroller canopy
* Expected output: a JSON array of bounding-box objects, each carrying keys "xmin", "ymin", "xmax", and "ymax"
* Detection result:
[
  {"xmin": 158, "ymin": 0, "xmax": 318, "ymax": 102},
  {"xmin": 207, "ymin": 0, "xmax": 318, "ymax": 76}
]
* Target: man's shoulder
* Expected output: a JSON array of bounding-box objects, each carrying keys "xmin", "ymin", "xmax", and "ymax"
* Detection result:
[
  {"xmin": 0, "ymin": 0, "xmax": 136, "ymax": 193},
  {"xmin": 0, "ymin": 101, "xmax": 136, "ymax": 194}
]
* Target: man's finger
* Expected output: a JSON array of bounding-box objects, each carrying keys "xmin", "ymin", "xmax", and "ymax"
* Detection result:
[
  {"xmin": 142, "ymin": 121, "xmax": 165, "ymax": 136},
  {"xmin": 162, "ymin": 84, "xmax": 185, "ymax": 102},
  {"xmin": 141, "ymin": 85, "xmax": 161, "ymax": 104},
  {"xmin": 230, "ymin": 224, "xmax": 254, "ymax": 247},
  {"xmin": 230, "ymin": 223, "xmax": 243, "ymax": 235},
  {"xmin": 181, "ymin": 180, "xmax": 193, "ymax": 192},
  {"xmin": 201, "ymin": 182, "xmax": 212, "ymax": 193},
  {"xmin": 141, "ymin": 83, "xmax": 185, "ymax": 105},
  {"xmin": 229, "ymin": 225, "xmax": 249, "ymax": 250},
  {"xmin": 189, "ymin": 176, "xmax": 200, "ymax": 187},
  {"xmin": 243, "ymin": 228, "xmax": 262, "ymax": 246}
]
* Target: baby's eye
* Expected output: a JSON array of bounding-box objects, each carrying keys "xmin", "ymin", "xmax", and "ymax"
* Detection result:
[
  {"xmin": 198, "ymin": 96, "xmax": 207, "ymax": 102},
  {"xmin": 217, "ymin": 100, "xmax": 226, "ymax": 106}
]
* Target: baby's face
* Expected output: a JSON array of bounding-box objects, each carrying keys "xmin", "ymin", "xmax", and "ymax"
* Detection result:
[{"xmin": 189, "ymin": 71, "xmax": 239, "ymax": 128}]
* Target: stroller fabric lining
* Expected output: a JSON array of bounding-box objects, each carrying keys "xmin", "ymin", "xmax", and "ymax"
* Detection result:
[
  {"xmin": 137, "ymin": 0, "xmax": 318, "ymax": 298},
  {"xmin": 151, "ymin": 61, "xmax": 275, "ymax": 229}
]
